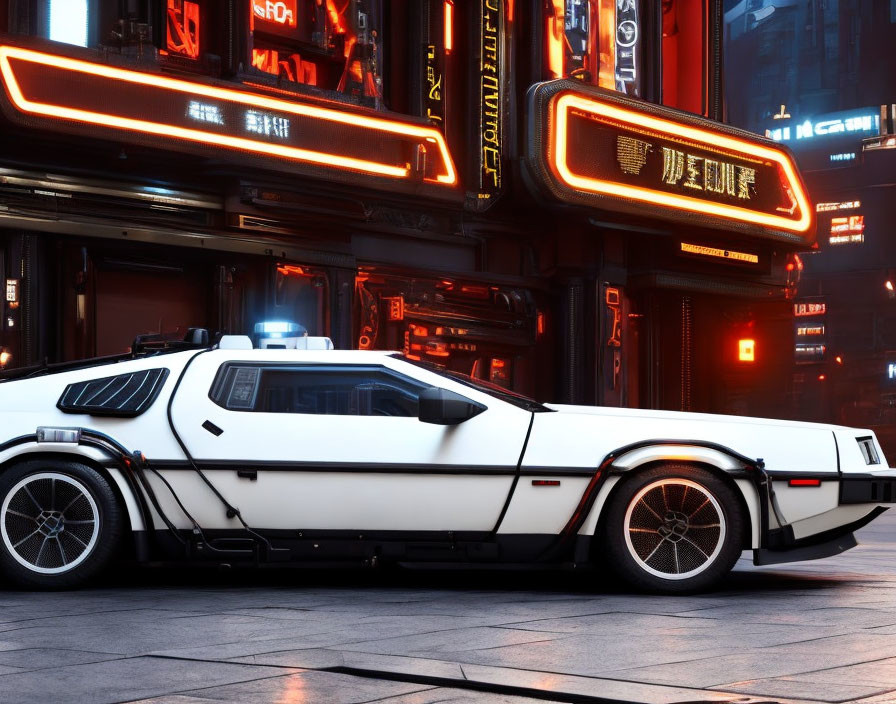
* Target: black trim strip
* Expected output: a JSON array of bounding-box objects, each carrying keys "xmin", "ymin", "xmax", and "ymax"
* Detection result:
[
  {"xmin": 491, "ymin": 412, "xmax": 535, "ymax": 534},
  {"xmin": 147, "ymin": 459, "xmax": 521, "ymax": 476}
]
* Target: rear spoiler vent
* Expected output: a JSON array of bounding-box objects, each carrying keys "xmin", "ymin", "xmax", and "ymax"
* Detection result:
[{"xmin": 57, "ymin": 368, "xmax": 170, "ymax": 417}]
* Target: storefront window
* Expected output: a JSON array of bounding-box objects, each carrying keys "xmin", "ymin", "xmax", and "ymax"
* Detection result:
[
  {"xmin": 661, "ymin": 0, "xmax": 706, "ymax": 115},
  {"xmin": 248, "ymin": 0, "xmax": 385, "ymax": 109},
  {"xmin": 355, "ymin": 269, "xmax": 538, "ymax": 395},
  {"xmin": 48, "ymin": 0, "xmax": 90, "ymax": 47},
  {"xmin": 546, "ymin": 0, "xmax": 643, "ymax": 97},
  {"xmin": 272, "ymin": 263, "xmax": 329, "ymax": 337},
  {"xmin": 165, "ymin": 0, "xmax": 201, "ymax": 59}
]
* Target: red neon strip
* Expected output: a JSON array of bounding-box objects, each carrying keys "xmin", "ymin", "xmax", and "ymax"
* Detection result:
[
  {"xmin": 788, "ymin": 478, "xmax": 823, "ymax": 487},
  {"xmin": 0, "ymin": 45, "xmax": 457, "ymax": 186}
]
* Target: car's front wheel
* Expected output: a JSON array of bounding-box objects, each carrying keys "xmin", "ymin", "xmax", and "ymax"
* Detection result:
[
  {"xmin": 0, "ymin": 459, "xmax": 123, "ymax": 589},
  {"xmin": 603, "ymin": 465, "xmax": 745, "ymax": 593}
]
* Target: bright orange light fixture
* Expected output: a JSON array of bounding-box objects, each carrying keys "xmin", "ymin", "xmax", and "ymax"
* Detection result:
[
  {"xmin": 444, "ymin": 1, "xmax": 454, "ymax": 53},
  {"xmin": 551, "ymin": 92, "xmax": 813, "ymax": 235},
  {"xmin": 0, "ymin": 45, "xmax": 457, "ymax": 185},
  {"xmin": 738, "ymin": 339, "xmax": 755, "ymax": 362}
]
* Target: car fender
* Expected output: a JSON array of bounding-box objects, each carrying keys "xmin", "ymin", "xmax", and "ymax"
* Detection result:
[
  {"xmin": 0, "ymin": 438, "xmax": 147, "ymax": 532},
  {"xmin": 576, "ymin": 442, "xmax": 764, "ymax": 550}
]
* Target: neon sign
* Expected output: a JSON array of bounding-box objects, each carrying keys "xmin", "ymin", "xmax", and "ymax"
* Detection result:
[
  {"xmin": 680, "ymin": 242, "xmax": 759, "ymax": 264},
  {"xmin": 478, "ymin": 0, "xmax": 503, "ymax": 202},
  {"xmin": 526, "ymin": 82, "xmax": 814, "ymax": 240},
  {"xmin": 252, "ymin": 0, "xmax": 297, "ymax": 27},
  {"xmin": 829, "ymin": 214, "xmax": 865, "ymax": 245},
  {"xmin": 767, "ymin": 109, "xmax": 880, "ymax": 142},
  {"xmin": 0, "ymin": 44, "xmax": 457, "ymax": 192}
]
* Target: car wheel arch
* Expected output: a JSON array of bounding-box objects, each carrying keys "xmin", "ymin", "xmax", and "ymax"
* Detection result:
[
  {"xmin": 0, "ymin": 451, "xmax": 143, "ymax": 536},
  {"xmin": 592, "ymin": 457, "xmax": 758, "ymax": 554}
]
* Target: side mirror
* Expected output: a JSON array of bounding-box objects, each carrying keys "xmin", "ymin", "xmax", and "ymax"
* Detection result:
[{"xmin": 418, "ymin": 387, "xmax": 486, "ymax": 425}]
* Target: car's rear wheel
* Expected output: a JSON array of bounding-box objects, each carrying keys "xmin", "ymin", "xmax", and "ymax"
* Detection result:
[
  {"xmin": 603, "ymin": 465, "xmax": 744, "ymax": 593},
  {"xmin": 0, "ymin": 459, "xmax": 122, "ymax": 589}
]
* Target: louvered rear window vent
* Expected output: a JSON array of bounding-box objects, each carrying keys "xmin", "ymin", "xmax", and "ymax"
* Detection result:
[{"xmin": 57, "ymin": 368, "xmax": 170, "ymax": 417}]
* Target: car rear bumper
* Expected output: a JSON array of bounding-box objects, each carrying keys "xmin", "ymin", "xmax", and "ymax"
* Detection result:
[
  {"xmin": 754, "ymin": 505, "xmax": 886, "ymax": 566},
  {"xmin": 840, "ymin": 470, "xmax": 896, "ymax": 504}
]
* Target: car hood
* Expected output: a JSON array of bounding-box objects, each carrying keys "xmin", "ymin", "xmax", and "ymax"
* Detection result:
[
  {"xmin": 522, "ymin": 404, "xmax": 875, "ymax": 474},
  {"xmin": 543, "ymin": 403, "xmax": 848, "ymax": 433}
]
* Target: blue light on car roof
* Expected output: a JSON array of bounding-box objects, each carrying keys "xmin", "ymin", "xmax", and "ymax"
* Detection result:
[{"xmin": 255, "ymin": 321, "xmax": 304, "ymax": 335}]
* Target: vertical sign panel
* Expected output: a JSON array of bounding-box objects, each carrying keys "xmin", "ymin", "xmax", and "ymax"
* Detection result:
[{"xmin": 473, "ymin": 0, "xmax": 504, "ymax": 210}]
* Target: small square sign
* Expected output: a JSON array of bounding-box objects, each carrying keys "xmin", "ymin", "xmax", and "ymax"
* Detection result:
[{"xmin": 5, "ymin": 279, "xmax": 19, "ymax": 303}]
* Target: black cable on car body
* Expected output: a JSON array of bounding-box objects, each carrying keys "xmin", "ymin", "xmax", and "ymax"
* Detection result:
[{"xmin": 163, "ymin": 347, "xmax": 277, "ymax": 555}]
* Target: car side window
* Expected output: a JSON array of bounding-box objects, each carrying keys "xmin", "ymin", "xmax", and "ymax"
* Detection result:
[{"xmin": 210, "ymin": 364, "xmax": 427, "ymax": 417}]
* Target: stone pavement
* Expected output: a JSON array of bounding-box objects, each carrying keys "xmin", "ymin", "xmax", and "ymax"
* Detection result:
[{"xmin": 3, "ymin": 511, "xmax": 896, "ymax": 703}]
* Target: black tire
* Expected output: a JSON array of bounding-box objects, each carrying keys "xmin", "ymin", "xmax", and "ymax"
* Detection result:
[
  {"xmin": 602, "ymin": 464, "xmax": 745, "ymax": 594},
  {"xmin": 0, "ymin": 458, "xmax": 123, "ymax": 589}
]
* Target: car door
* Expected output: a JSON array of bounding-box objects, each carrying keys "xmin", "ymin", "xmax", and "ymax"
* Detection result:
[{"xmin": 166, "ymin": 351, "xmax": 531, "ymax": 534}]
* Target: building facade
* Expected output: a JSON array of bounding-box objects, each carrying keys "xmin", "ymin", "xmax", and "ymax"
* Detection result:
[
  {"xmin": 0, "ymin": 0, "xmax": 812, "ymax": 416},
  {"xmin": 725, "ymin": 0, "xmax": 896, "ymax": 456}
]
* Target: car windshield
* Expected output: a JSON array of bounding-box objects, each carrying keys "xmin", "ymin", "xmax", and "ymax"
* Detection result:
[{"xmin": 391, "ymin": 354, "xmax": 553, "ymax": 413}]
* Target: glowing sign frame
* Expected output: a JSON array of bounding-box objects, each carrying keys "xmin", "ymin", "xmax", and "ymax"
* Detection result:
[
  {"xmin": 526, "ymin": 80, "xmax": 814, "ymax": 242},
  {"xmin": 0, "ymin": 43, "xmax": 457, "ymax": 190}
]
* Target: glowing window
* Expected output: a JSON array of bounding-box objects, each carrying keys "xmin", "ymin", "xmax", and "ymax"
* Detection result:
[
  {"xmin": 166, "ymin": 0, "xmax": 201, "ymax": 60},
  {"xmin": 48, "ymin": 0, "xmax": 89, "ymax": 48},
  {"xmin": 546, "ymin": 0, "xmax": 642, "ymax": 97},
  {"xmin": 738, "ymin": 339, "xmax": 755, "ymax": 362}
]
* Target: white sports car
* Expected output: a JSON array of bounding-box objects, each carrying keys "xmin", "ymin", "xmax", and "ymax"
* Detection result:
[{"xmin": 0, "ymin": 330, "xmax": 894, "ymax": 593}]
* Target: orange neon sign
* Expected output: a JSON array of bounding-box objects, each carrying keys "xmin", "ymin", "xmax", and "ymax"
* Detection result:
[
  {"xmin": 526, "ymin": 82, "xmax": 814, "ymax": 240},
  {"xmin": 252, "ymin": 0, "xmax": 297, "ymax": 28},
  {"xmin": 0, "ymin": 44, "xmax": 457, "ymax": 188}
]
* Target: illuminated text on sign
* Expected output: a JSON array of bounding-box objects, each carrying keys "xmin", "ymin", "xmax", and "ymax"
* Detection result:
[
  {"xmin": 253, "ymin": 0, "xmax": 297, "ymax": 27},
  {"xmin": 616, "ymin": 137, "xmax": 757, "ymax": 200},
  {"xmin": 794, "ymin": 302, "xmax": 826, "ymax": 317},
  {"xmin": 680, "ymin": 242, "xmax": 759, "ymax": 264},
  {"xmin": 479, "ymin": 0, "xmax": 501, "ymax": 192}
]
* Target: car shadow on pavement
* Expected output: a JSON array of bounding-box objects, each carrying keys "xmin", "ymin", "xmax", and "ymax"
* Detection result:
[{"xmin": 0, "ymin": 561, "xmax": 852, "ymax": 595}]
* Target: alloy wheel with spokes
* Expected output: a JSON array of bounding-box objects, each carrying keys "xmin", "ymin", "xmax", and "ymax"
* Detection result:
[
  {"xmin": 604, "ymin": 465, "xmax": 745, "ymax": 593},
  {"xmin": 0, "ymin": 460, "xmax": 122, "ymax": 589},
  {"xmin": 2, "ymin": 473, "xmax": 100, "ymax": 574},
  {"xmin": 623, "ymin": 478, "xmax": 725, "ymax": 580}
]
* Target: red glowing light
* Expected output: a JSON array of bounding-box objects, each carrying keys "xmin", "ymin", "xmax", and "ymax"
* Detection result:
[
  {"xmin": 460, "ymin": 285, "xmax": 490, "ymax": 298},
  {"xmin": 426, "ymin": 342, "xmax": 450, "ymax": 357},
  {"xmin": 412, "ymin": 326, "xmax": 429, "ymax": 337},
  {"xmin": 789, "ymin": 478, "xmax": 822, "ymax": 487},
  {"xmin": 166, "ymin": 0, "xmax": 201, "ymax": 60},
  {"xmin": 277, "ymin": 264, "xmax": 307, "ymax": 277},
  {"xmin": 444, "ymin": 1, "xmax": 454, "ymax": 53},
  {"xmin": 536, "ymin": 311, "xmax": 545, "ymax": 335},
  {"xmin": 818, "ymin": 374, "xmax": 826, "ymax": 381},
  {"xmin": 738, "ymin": 339, "xmax": 755, "ymax": 362},
  {"xmin": 835, "ymin": 355, "xmax": 843, "ymax": 365}
]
